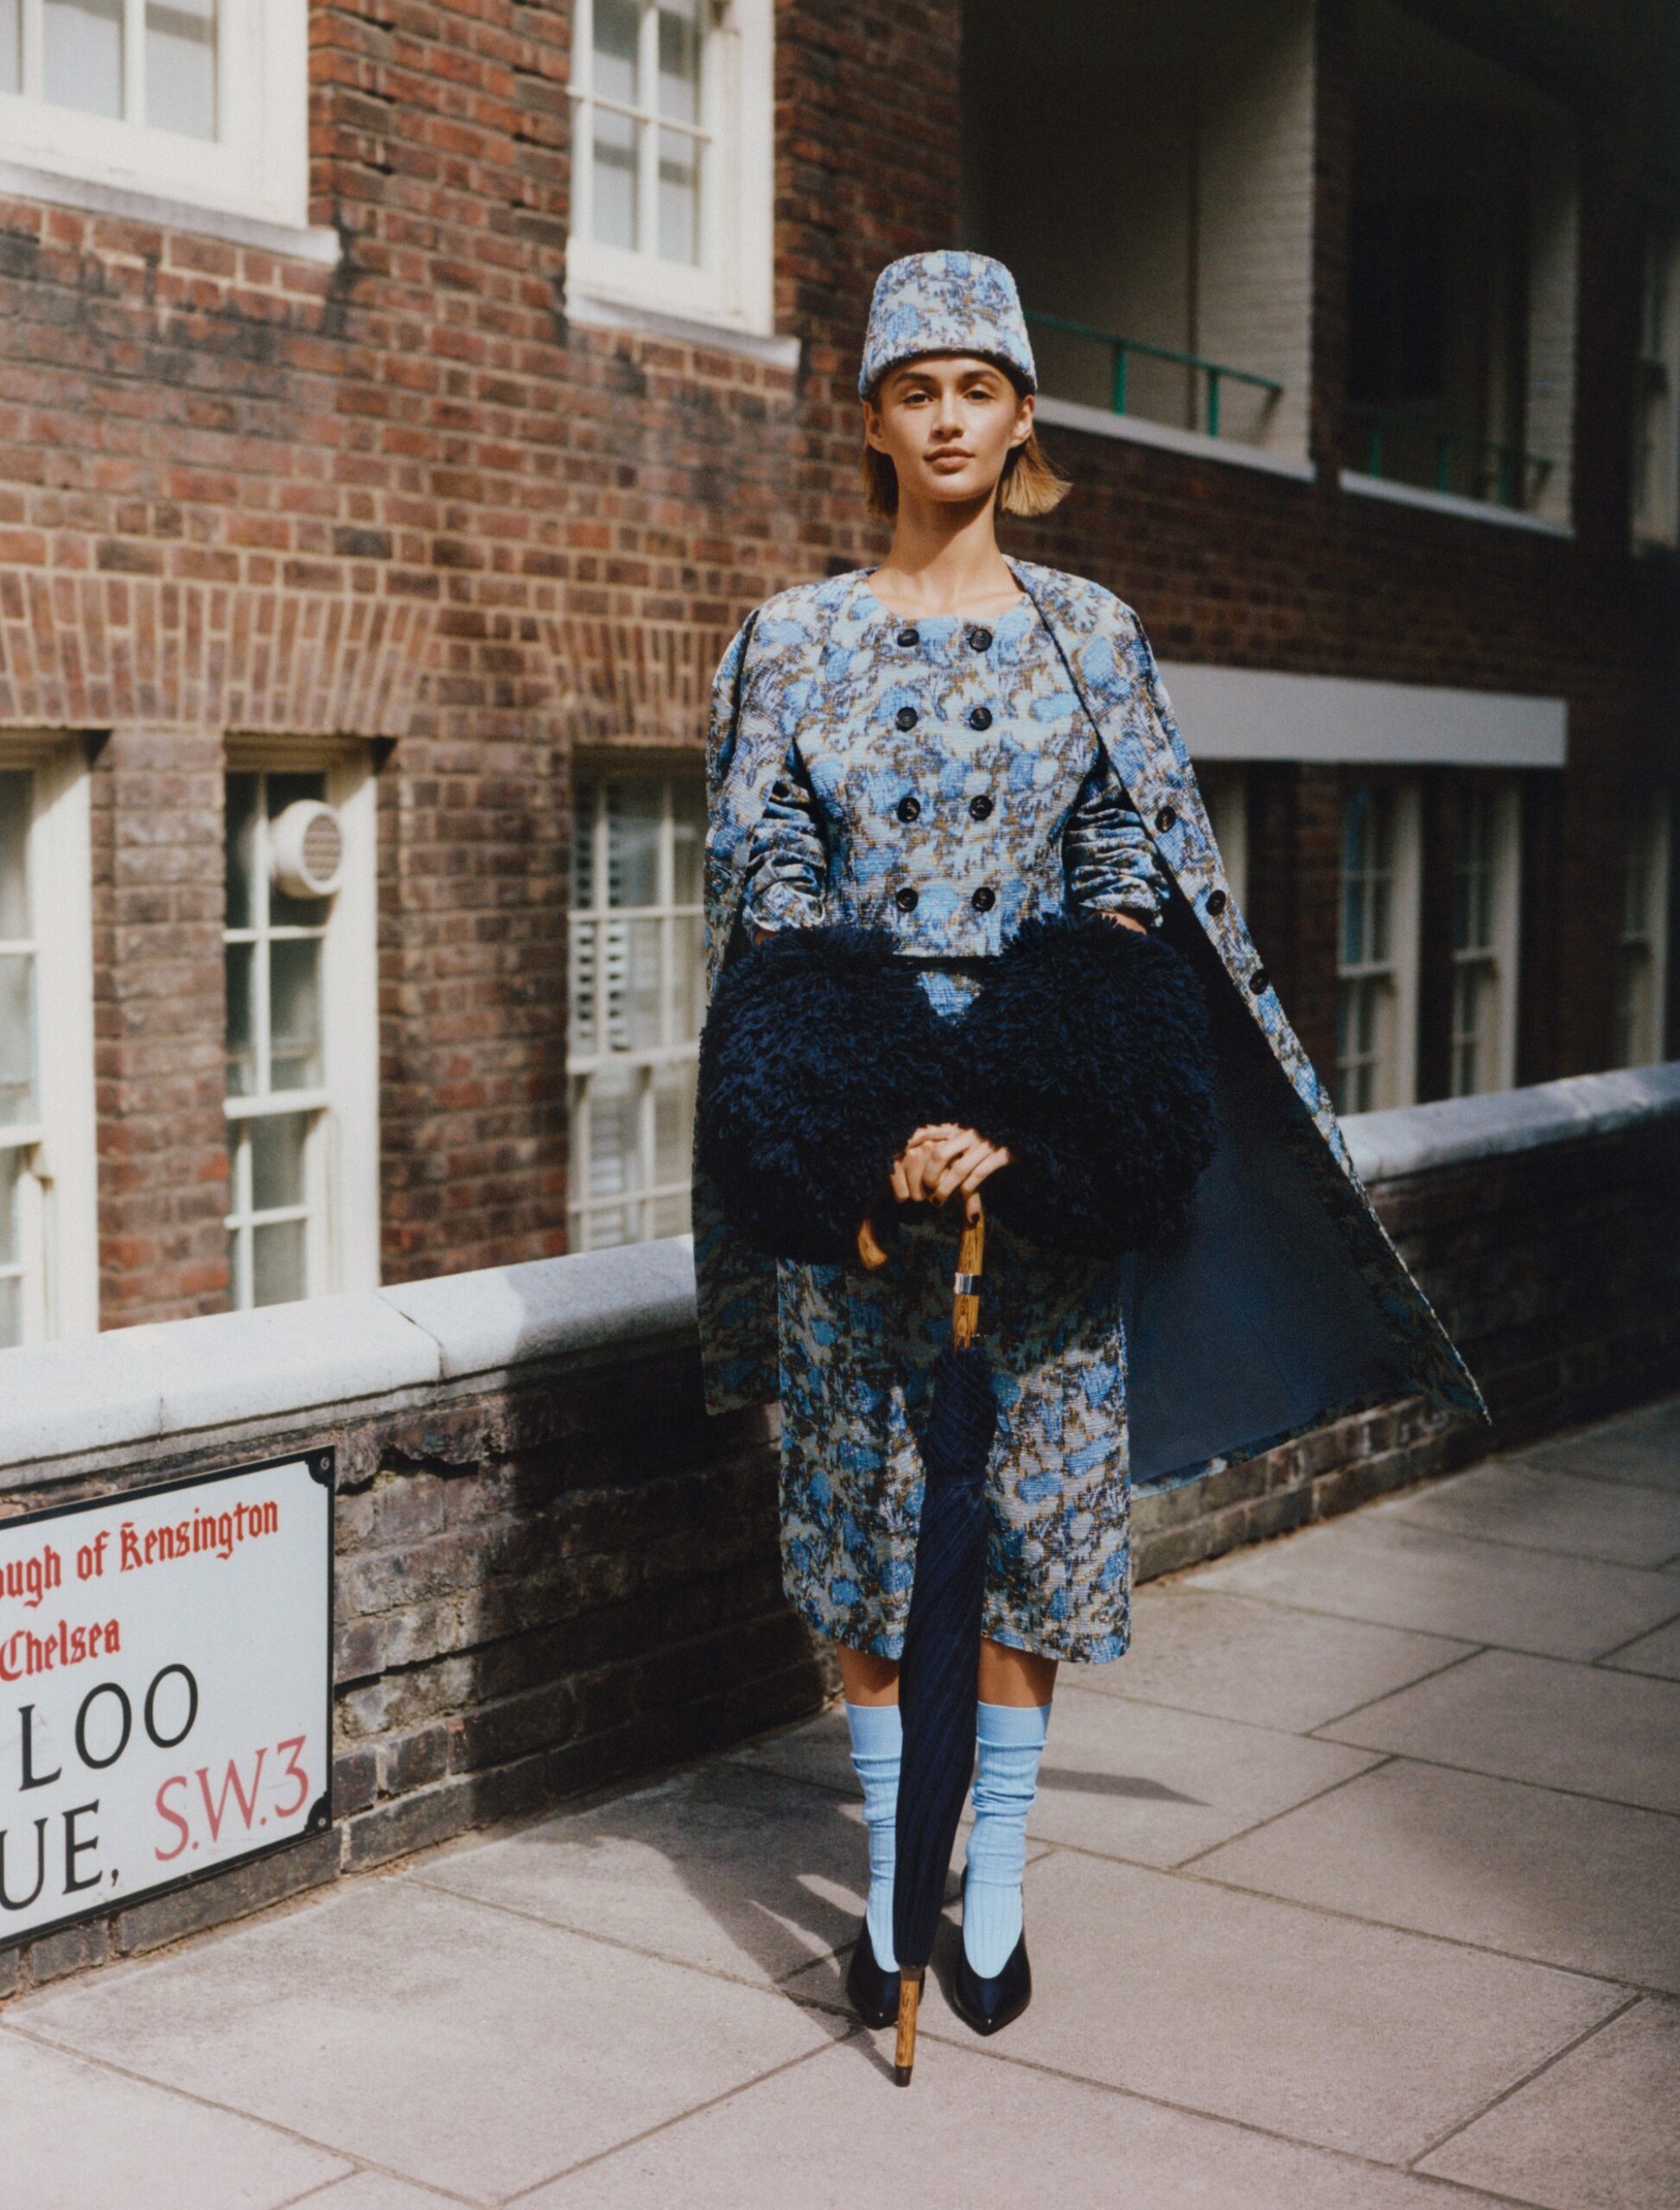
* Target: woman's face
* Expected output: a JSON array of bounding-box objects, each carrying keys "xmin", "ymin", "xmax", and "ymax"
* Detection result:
[{"xmin": 862, "ymin": 354, "xmax": 1034, "ymax": 510}]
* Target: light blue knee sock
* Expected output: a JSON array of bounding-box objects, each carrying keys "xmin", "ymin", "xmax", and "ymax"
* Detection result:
[
  {"xmin": 962, "ymin": 1699, "xmax": 1051, "ymax": 1977},
  {"xmin": 844, "ymin": 1699, "xmax": 902, "ymax": 1972}
]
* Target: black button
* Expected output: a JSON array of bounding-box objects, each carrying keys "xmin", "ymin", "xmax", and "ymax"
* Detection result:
[
  {"xmin": 1248, "ymin": 966, "xmax": 1270, "ymax": 994},
  {"xmin": 895, "ymin": 705, "xmax": 919, "ymax": 731},
  {"xmin": 968, "ymin": 793, "xmax": 994, "ymax": 820},
  {"xmin": 966, "ymin": 626, "xmax": 993, "ymax": 651},
  {"xmin": 968, "ymin": 705, "xmax": 993, "ymax": 730},
  {"xmin": 970, "ymin": 885, "xmax": 996, "ymax": 911},
  {"xmin": 895, "ymin": 886, "xmax": 919, "ymax": 912},
  {"xmin": 897, "ymin": 627, "xmax": 919, "ymax": 647},
  {"xmin": 1155, "ymin": 805, "xmax": 1177, "ymax": 831},
  {"xmin": 770, "ymin": 779, "xmax": 792, "ymax": 799},
  {"xmin": 896, "ymin": 793, "xmax": 920, "ymax": 823},
  {"xmin": 1206, "ymin": 888, "xmax": 1227, "ymax": 915}
]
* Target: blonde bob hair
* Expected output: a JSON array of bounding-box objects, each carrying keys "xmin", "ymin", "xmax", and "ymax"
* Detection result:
[{"xmin": 858, "ymin": 360, "xmax": 1071, "ymax": 520}]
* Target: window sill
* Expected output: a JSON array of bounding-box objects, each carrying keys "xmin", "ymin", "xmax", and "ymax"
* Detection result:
[
  {"xmin": 565, "ymin": 284, "xmax": 800, "ymax": 371},
  {"xmin": 0, "ymin": 157, "xmax": 340, "ymax": 264},
  {"xmin": 1338, "ymin": 468, "xmax": 1573, "ymax": 537},
  {"xmin": 1033, "ymin": 395, "xmax": 1316, "ymax": 482}
]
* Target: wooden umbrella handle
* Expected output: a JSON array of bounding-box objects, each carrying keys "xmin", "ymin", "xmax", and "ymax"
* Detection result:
[{"xmin": 953, "ymin": 1191, "xmax": 984, "ymax": 1349}]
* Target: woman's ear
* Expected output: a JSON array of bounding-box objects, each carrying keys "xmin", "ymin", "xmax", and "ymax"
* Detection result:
[
  {"xmin": 1010, "ymin": 390, "xmax": 1036, "ymax": 451},
  {"xmin": 861, "ymin": 397, "xmax": 887, "ymax": 454}
]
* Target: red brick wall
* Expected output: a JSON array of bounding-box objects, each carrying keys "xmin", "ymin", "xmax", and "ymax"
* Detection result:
[{"xmin": 0, "ymin": 0, "xmax": 1676, "ymax": 1324}]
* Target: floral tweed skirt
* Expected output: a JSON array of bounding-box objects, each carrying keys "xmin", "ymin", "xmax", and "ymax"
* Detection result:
[{"xmin": 773, "ymin": 962, "xmax": 1133, "ymax": 1666}]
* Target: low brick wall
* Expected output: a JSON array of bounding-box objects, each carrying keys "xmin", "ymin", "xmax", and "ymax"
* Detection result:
[{"xmin": 1, "ymin": 1064, "xmax": 1675, "ymax": 1997}]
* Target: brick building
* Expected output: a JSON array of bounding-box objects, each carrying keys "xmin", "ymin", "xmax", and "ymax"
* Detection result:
[{"xmin": 0, "ymin": 0, "xmax": 1676, "ymax": 1349}]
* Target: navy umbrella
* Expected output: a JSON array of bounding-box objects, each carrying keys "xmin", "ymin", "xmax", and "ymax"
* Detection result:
[{"xmin": 858, "ymin": 1194, "xmax": 998, "ymax": 2086}]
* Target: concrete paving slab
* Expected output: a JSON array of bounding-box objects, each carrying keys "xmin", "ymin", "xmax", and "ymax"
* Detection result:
[
  {"xmin": 1191, "ymin": 1511, "xmax": 1680, "ymax": 1659},
  {"xmin": 1370, "ymin": 1461, "xmax": 1680, "ymax": 1569},
  {"xmin": 1512, "ymin": 1393, "xmax": 1680, "ymax": 1493},
  {"xmin": 725, "ymin": 1707, "xmax": 854, "ymax": 1796},
  {"xmin": 855, "ymin": 1850, "xmax": 1626, "ymax": 2165},
  {"xmin": 408, "ymin": 1759, "xmax": 873, "ymax": 1986},
  {"xmin": 1191, "ymin": 1758, "xmax": 1680, "ymax": 1992},
  {"xmin": 14, "ymin": 1880, "xmax": 838, "ymax": 2204},
  {"xmin": 1074, "ymin": 1584, "xmax": 1476, "ymax": 1732},
  {"xmin": 292, "ymin": 2178, "xmax": 467, "ymax": 2210},
  {"xmin": 1317, "ymin": 1647, "xmax": 1680, "ymax": 1813},
  {"xmin": 1600, "ymin": 1614, "xmax": 1680, "ymax": 1680},
  {"xmin": 518, "ymin": 2032, "xmax": 1506, "ymax": 2209},
  {"xmin": 0, "ymin": 2028, "xmax": 351, "ymax": 2209},
  {"xmin": 1418, "ymin": 1997, "xmax": 1680, "ymax": 2208},
  {"xmin": 1026, "ymin": 1681, "xmax": 1383, "ymax": 1867}
]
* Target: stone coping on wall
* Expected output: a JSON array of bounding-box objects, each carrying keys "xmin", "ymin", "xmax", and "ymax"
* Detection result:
[{"xmin": 1, "ymin": 1064, "xmax": 1676, "ymax": 1486}]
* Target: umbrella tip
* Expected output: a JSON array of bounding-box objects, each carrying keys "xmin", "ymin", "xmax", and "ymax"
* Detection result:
[{"xmin": 893, "ymin": 2062, "xmax": 913, "ymax": 2087}]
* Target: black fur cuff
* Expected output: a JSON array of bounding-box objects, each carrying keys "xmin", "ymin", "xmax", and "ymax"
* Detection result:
[
  {"xmin": 695, "ymin": 922, "xmax": 957, "ymax": 1265},
  {"xmin": 951, "ymin": 911, "xmax": 1219, "ymax": 1256}
]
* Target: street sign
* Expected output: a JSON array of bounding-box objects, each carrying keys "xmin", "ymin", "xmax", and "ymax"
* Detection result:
[{"xmin": 0, "ymin": 1448, "xmax": 334, "ymax": 1947}]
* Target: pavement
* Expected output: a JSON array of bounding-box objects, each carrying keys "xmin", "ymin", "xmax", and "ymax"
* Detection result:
[{"xmin": 3, "ymin": 1393, "xmax": 1678, "ymax": 2210}]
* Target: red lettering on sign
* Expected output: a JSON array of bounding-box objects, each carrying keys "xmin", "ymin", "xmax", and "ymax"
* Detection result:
[
  {"xmin": 195, "ymin": 1748, "xmax": 268, "ymax": 1842},
  {"xmin": 154, "ymin": 1775, "xmax": 191, "ymax": 1862}
]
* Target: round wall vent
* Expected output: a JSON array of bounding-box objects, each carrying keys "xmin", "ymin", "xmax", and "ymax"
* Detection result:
[{"xmin": 269, "ymin": 800, "xmax": 346, "ymax": 900}]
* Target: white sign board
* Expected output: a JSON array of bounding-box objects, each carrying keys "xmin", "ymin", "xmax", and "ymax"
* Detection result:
[{"xmin": 0, "ymin": 1449, "xmax": 334, "ymax": 1945}]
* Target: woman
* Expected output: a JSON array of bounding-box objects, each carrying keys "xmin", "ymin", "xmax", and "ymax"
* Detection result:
[{"xmin": 691, "ymin": 250, "xmax": 1488, "ymax": 2043}]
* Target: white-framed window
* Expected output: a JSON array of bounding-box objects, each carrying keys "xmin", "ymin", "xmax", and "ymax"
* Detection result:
[
  {"xmin": 0, "ymin": 734, "xmax": 97, "ymax": 1348},
  {"xmin": 223, "ymin": 742, "xmax": 379, "ymax": 1310},
  {"xmin": 1336, "ymin": 775, "xmax": 1421, "ymax": 1114},
  {"xmin": 1616, "ymin": 785, "xmax": 1672, "ymax": 1067},
  {"xmin": 565, "ymin": 0, "xmax": 774, "ymax": 336},
  {"xmin": 1633, "ymin": 210, "xmax": 1680, "ymax": 551},
  {"xmin": 568, "ymin": 765, "xmax": 705, "ymax": 1249},
  {"xmin": 0, "ymin": 0, "xmax": 307, "ymax": 230},
  {"xmin": 1197, "ymin": 766, "xmax": 1249, "ymax": 911},
  {"xmin": 1448, "ymin": 777, "xmax": 1521, "ymax": 1096}
]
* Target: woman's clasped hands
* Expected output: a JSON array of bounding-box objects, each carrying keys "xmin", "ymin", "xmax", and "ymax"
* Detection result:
[{"xmin": 890, "ymin": 1123, "xmax": 1013, "ymax": 1222}]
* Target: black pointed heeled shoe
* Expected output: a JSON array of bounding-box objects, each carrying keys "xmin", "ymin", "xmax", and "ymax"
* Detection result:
[
  {"xmin": 951, "ymin": 1870, "xmax": 1033, "ymax": 2036},
  {"xmin": 845, "ymin": 1917, "xmax": 902, "ymax": 2030}
]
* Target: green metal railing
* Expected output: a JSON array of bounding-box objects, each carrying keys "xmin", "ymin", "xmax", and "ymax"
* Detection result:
[
  {"xmin": 1345, "ymin": 401, "xmax": 1555, "ymax": 512},
  {"xmin": 1024, "ymin": 309, "xmax": 1283, "ymax": 439}
]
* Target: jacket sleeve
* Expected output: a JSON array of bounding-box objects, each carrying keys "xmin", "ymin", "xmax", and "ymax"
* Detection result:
[
  {"xmin": 1062, "ymin": 745, "xmax": 1171, "ymax": 929},
  {"xmin": 739, "ymin": 739, "xmax": 829, "ymax": 938}
]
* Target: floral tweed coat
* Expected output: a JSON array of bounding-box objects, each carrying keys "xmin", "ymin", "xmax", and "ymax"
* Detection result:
[{"xmin": 692, "ymin": 555, "xmax": 1490, "ymax": 1658}]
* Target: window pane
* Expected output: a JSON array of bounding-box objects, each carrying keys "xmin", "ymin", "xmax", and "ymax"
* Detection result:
[
  {"xmin": 593, "ymin": 0, "xmax": 640, "ymax": 105},
  {"xmin": 0, "ymin": 773, "xmax": 28, "ymax": 943},
  {"xmin": 252, "ymin": 1217, "xmax": 306, "ymax": 1306},
  {"xmin": 670, "ymin": 778, "xmax": 704, "ymax": 904},
  {"xmin": 224, "ymin": 941, "xmax": 255, "ymax": 1098},
  {"xmin": 572, "ymin": 780, "xmax": 597, "ymax": 909},
  {"xmin": 672, "ymin": 912, "xmax": 705, "ymax": 1039},
  {"xmin": 0, "ymin": 954, "xmax": 34, "ymax": 1127},
  {"xmin": 0, "ymin": 1145, "xmax": 17, "ymax": 1266},
  {"xmin": 225, "ymin": 772, "xmax": 259, "ymax": 931},
  {"xmin": 269, "ymin": 938, "xmax": 323, "ymax": 1089},
  {"xmin": 658, "ymin": 127, "xmax": 701, "ymax": 264},
  {"xmin": 603, "ymin": 918, "xmax": 663, "ymax": 1051},
  {"xmin": 0, "ymin": 0, "xmax": 18, "ymax": 96},
  {"xmin": 581, "ymin": 1060, "xmax": 641, "ymax": 1247},
  {"xmin": 569, "ymin": 919, "xmax": 597, "ymax": 1060},
  {"xmin": 604, "ymin": 780, "xmax": 660, "ymax": 906},
  {"xmin": 147, "ymin": 0, "xmax": 216, "ymax": 139},
  {"xmin": 653, "ymin": 1055, "xmax": 694, "ymax": 1189},
  {"xmin": 43, "ymin": 0, "xmax": 124, "ymax": 117},
  {"xmin": 250, "ymin": 1111, "xmax": 306, "ymax": 1213},
  {"xmin": 591, "ymin": 105, "xmax": 640, "ymax": 249},
  {"xmin": 658, "ymin": 0, "xmax": 700, "ymax": 123}
]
